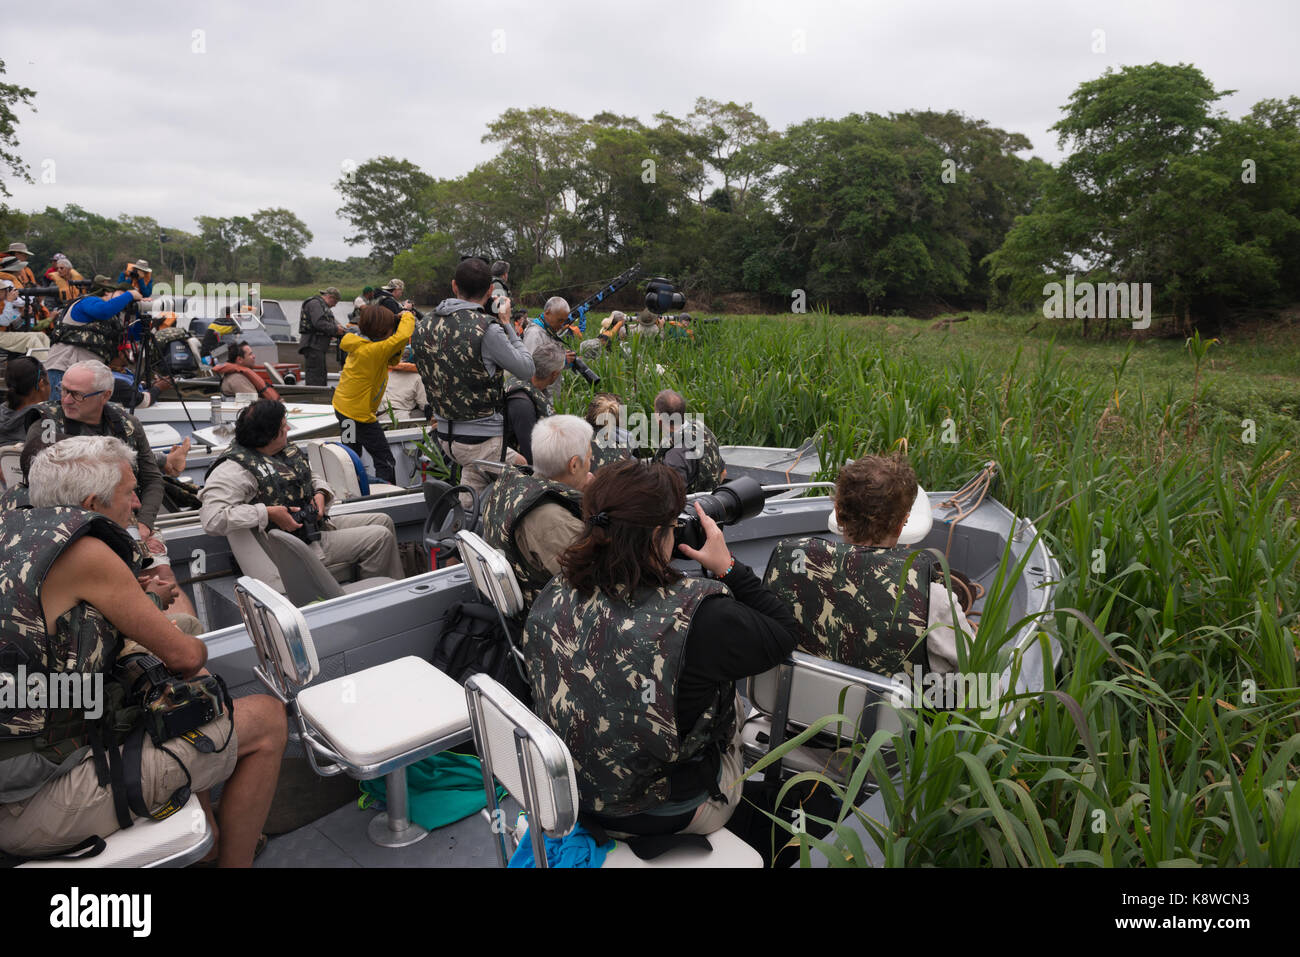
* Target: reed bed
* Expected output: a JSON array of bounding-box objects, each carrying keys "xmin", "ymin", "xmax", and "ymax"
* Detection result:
[{"xmin": 559, "ymin": 316, "xmax": 1300, "ymax": 867}]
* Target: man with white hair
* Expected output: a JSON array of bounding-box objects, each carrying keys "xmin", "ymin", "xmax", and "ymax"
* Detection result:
[
  {"xmin": 504, "ymin": 336, "xmax": 565, "ymax": 464},
  {"xmin": 0, "ymin": 436, "xmax": 287, "ymax": 866},
  {"xmin": 522, "ymin": 296, "xmax": 577, "ymax": 404},
  {"xmin": 27, "ymin": 359, "xmax": 165, "ymax": 544},
  {"xmin": 479, "ymin": 414, "xmax": 593, "ymax": 607}
]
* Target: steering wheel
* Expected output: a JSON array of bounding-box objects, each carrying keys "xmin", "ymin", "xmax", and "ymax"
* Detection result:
[{"xmin": 422, "ymin": 484, "xmax": 480, "ymax": 567}]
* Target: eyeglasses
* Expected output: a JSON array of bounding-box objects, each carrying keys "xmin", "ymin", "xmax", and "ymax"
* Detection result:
[{"xmin": 63, "ymin": 388, "xmax": 107, "ymax": 402}]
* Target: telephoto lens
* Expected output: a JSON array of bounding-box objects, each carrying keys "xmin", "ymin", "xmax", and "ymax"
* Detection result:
[
  {"xmin": 672, "ymin": 476, "xmax": 766, "ymax": 552},
  {"xmin": 570, "ymin": 356, "xmax": 601, "ymax": 385}
]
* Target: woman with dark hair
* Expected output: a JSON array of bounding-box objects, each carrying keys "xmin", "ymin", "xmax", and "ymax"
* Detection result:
[
  {"xmin": 331, "ymin": 303, "xmax": 415, "ymax": 485},
  {"xmin": 0, "ymin": 355, "xmax": 51, "ymax": 444},
  {"xmin": 524, "ymin": 459, "xmax": 799, "ymax": 839}
]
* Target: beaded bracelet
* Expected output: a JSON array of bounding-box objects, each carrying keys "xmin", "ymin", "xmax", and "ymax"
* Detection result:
[{"xmin": 718, "ymin": 555, "xmax": 736, "ymax": 579}]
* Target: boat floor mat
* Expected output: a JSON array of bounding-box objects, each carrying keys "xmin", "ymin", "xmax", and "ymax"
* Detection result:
[{"xmin": 263, "ymin": 757, "xmax": 360, "ymax": 835}]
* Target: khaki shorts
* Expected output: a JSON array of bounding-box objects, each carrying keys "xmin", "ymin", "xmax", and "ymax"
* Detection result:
[{"xmin": 0, "ymin": 716, "xmax": 238, "ymax": 858}]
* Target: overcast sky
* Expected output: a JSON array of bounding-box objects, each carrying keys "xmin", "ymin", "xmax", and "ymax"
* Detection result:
[{"xmin": 4, "ymin": 0, "xmax": 1296, "ymax": 260}]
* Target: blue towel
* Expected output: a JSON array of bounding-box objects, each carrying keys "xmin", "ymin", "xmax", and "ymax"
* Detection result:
[{"xmin": 508, "ymin": 820, "xmax": 612, "ymax": 868}]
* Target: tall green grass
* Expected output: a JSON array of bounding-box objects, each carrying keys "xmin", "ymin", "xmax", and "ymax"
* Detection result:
[{"xmin": 562, "ymin": 316, "xmax": 1300, "ymax": 867}]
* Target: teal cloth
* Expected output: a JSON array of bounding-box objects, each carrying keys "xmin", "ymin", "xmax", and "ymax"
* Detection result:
[
  {"xmin": 359, "ymin": 752, "xmax": 503, "ymax": 831},
  {"xmin": 508, "ymin": 820, "xmax": 611, "ymax": 868}
]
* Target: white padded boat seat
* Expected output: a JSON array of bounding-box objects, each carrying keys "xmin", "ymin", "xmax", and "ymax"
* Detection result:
[
  {"xmin": 602, "ymin": 828, "xmax": 762, "ymax": 868},
  {"xmin": 317, "ymin": 442, "xmax": 362, "ymax": 501},
  {"xmin": 0, "ymin": 443, "xmax": 21, "ymax": 487},
  {"xmin": 20, "ymin": 793, "xmax": 213, "ymax": 868},
  {"xmin": 296, "ymin": 656, "xmax": 469, "ymax": 768}
]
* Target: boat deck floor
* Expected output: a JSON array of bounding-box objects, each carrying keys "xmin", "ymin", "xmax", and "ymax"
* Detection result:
[{"xmin": 254, "ymin": 791, "xmax": 523, "ymax": 869}]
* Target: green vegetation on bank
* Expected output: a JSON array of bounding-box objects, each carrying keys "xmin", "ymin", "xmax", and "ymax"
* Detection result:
[{"xmin": 560, "ymin": 314, "xmax": 1300, "ymax": 866}]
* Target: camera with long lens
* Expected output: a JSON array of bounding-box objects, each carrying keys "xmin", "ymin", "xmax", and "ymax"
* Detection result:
[
  {"xmin": 645, "ymin": 277, "xmax": 686, "ymax": 315},
  {"xmin": 569, "ymin": 355, "xmax": 600, "ymax": 385},
  {"xmin": 672, "ymin": 476, "xmax": 766, "ymax": 552}
]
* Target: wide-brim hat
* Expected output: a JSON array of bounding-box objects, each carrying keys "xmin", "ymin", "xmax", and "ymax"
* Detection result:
[
  {"xmin": 131, "ymin": 258, "xmax": 152, "ymax": 273},
  {"xmin": 637, "ymin": 310, "xmax": 660, "ymax": 326},
  {"xmin": 90, "ymin": 274, "xmax": 124, "ymax": 295},
  {"xmin": 6, "ymin": 242, "xmax": 30, "ymax": 255},
  {"xmin": 0, "ymin": 256, "xmax": 23, "ymax": 272},
  {"xmin": 319, "ymin": 287, "xmax": 341, "ymax": 298}
]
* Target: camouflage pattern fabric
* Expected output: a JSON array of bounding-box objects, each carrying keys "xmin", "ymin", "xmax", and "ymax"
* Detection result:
[
  {"xmin": 763, "ymin": 535, "xmax": 935, "ymax": 676},
  {"xmin": 0, "ymin": 485, "xmax": 30, "ymax": 510},
  {"xmin": 589, "ymin": 440, "xmax": 634, "ymax": 476},
  {"xmin": 206, "ymin": 441, "xmax": 315, "ymax": 523},
  {"xmin": 525, "ymin": 576, "xmax": 733, "ymax": 816},
  {"xmin": 0, "ymin": 507, "xmax": 136, "ymax": 762},
  {"xmin": 48, "ymin": 306, "xmax": 125, "ymax": 363},
  {"xmin": 36, "ymin": 401, "xmax": 143, "ymax": 452},
  {"xmin": 479, "ymin": 466, "xmax": 582, "ymax": 606},
  {"xmin": 412, "ymin": 306, "xmax": 502, "ymax": 424},
  {"xmin": 502, "ymin": 373, "xmax": 552, "ymax": 421},
  {"xmin": 154, "ymin": 326, "xmax": 189, "ymax": 346},
  {"xmin": 656, "ymin": 419, "xmax": 726, "ymax": 494}
]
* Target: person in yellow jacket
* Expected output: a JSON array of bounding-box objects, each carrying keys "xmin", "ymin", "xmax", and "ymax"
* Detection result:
[
  {"xmin": 50, "ymin": 256, "xmax": 87, "ymax": 301},
  {"xmin": 331, "ymin": 303, "xmax": 414, "ymax": 484}
]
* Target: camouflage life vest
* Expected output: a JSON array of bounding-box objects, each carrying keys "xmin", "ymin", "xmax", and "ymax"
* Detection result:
[
  {"xmin": 0, "ymin": 507, "xmax": 137, "ymax": 769},
  {"xmin": 479, "ymin": 466, "xmax": 582, "ymax": 606},
  {"xmin": 0, "ymin": 485, "xmax": 30, "ymax": 510},
  {"xmin": 38, "ymin": 401, "xmax": 142, "ymax": 453},
  {"xmin": 525, "ymin": 576, "xmax": 733, "ymax": 816},
  {"xmin": 589, "ymin": 441, "xmax": 633, "ymax": 475},
  {"xmin": 207, "ymin": 441, "xmax": 315, "ymax": 522},
  {"xmin": 413, "ymin": 306, "xmax": 502, "ymax": 424},
  {"xmin": 298, "ymin": 295, "xmax": 327, "ymax": 337},
  {"xmin": 49, "ymin": 297, "xmax": 126, "ymax": 362},
  {"xmin": 503, "ymin": 373, "xmax": 552, "ymax": 421},
  {"xmin": 763, "ymin": 536, "xmax": 935, "ymax": 675},
  {"xmin": 656, "ymin": 419, "xmax": 726, "ymax": 494}
]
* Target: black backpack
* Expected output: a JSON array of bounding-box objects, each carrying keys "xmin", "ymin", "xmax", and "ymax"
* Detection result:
[{"xmin": 431, "ymin": 601, "xmax": 532, "ymax": 707}]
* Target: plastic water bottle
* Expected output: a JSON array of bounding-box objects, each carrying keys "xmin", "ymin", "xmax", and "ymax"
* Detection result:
[{"xmin": 210, "ymin": 395, "xmax": 222, "ymax": 426}]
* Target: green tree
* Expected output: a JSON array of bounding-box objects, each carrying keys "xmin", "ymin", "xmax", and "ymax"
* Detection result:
[
  {"xmin": 0, "ymin": 59, "xmax": 35, "ymax": 202},
  {"xmin": 334, "ymin": 156, "xmax": 435, "ymax": 265}
]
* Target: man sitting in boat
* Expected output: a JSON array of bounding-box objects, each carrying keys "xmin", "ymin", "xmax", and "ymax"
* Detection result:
[
  {"xmin": 504, "ymin": 336, "xmax": 565, "ymax": 465},
  {"xmin": 480, "ymin": 414, "xmax": 592, "ymax": 607},
  {"xmin": 763, "ymin": 452, "xmax": 975, "ymax": 676},
  {"xmin": 0, "ymin": 436, "xmax": 287, "ymax": 867},
  {"xmin": 199, "ymin": 398, "xmax": 404, "ymax": 583},
  {"xmin": 586, "ymin": 392, "xmax": 637, "ymax": 474},
  {"xmin": 652, "ymin": 389, "xmax": 726, "ymax": 494},
  {"xmin": 525, "ymin": 460, "xmax": 799, "ymax": 840},
  {"xmin": 26, "ymin": 360, "xmax": 166, "ymax": 549},
  {"xmin": 216, "ymin": 340, "xmax": 281, "ymax": 401}
]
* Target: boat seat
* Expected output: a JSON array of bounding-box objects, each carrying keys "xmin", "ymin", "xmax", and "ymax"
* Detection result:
[
  {"xmin": 19, "ymin": 793, "xmax": 213, "ymax": 868},
  {"xmin": 307, "ymin": 440, "xmax": 405, "ymax": 502},
  {"xmin": 25, "ymin": 346, "xmax": 49, "ymax": 363},
  {"xmin": 235, "ymin": 576, "xmax": 471, "ymax": 848},
  {"xmin": 0, "ymin": 442, "xmax": 21, "ymax": 488},
  {"xmin": 225, "ymin": 526, "xmax": 366, "ymax": 601},
  {"xmin": 264, "ymin": 529, "xmax": 395, "ymax": 605},
  {"xmin": 454, "ymin": 530, "xmax": 528, "ymax": 681},
  {"xmin": 465, "ymin": 673, "xmax": 762, "ymax": 868},
  {"xmin": 743, "ymin": 651, "xmax": 901, "ymax": 786}
]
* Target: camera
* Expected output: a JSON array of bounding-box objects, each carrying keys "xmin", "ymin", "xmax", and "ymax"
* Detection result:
[
  {"xmin": 294, "ymin": 501, "xmax": 324, "ymax": 544},
  {"xmin": 672, "ymin": 476, "xmax": 766, "ymax": 552},
  {"xmin": 645, "ymin": 277, "xmax": 686, "ymax": 315},
  {"xmin": 569, "ymin": 355, "xmax": 600, "ymax": 385}
]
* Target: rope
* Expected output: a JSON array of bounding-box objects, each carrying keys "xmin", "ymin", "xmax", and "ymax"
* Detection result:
[{"xmin": 936, "ymin": 461, "xmax": 998, "ymax": 568}]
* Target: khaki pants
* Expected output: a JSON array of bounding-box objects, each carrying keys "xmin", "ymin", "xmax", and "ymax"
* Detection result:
[
  {"xmin": 314, "ymin": 512, "xmax": 404, "ymax": 580},
  {"xmin": 440, "ymin": 436, "xmax": 516, "ymax": 506},
  {"xmin": 0, "ymin": 331, "xmax": 49, "ymax": 354},
  {"xmin": 0, "ymin": 716, "xmax": 238, "ymax": 857},
  {"xmin": 683, "ymin": 692, "xmax": 746, "ymax": 835}
]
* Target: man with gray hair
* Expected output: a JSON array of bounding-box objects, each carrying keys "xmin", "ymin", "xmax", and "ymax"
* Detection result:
[
  {"xmin": 27, "ymin": 360, "xmax": 165, "ymax": 545},
  {"xmin": 479, "ymin": 414, "xmax": 593, "ymax": 607},
  {"xmin": 504, "ymin": 336, "xmax": 565, "ymax": 465},
  {"xmin": 522, "ymin": 296, "xmax": 576, "ymax": 405},
  {"xmin": 1, "ymin": 435, "xmax": 287, "ymax": 867}
]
